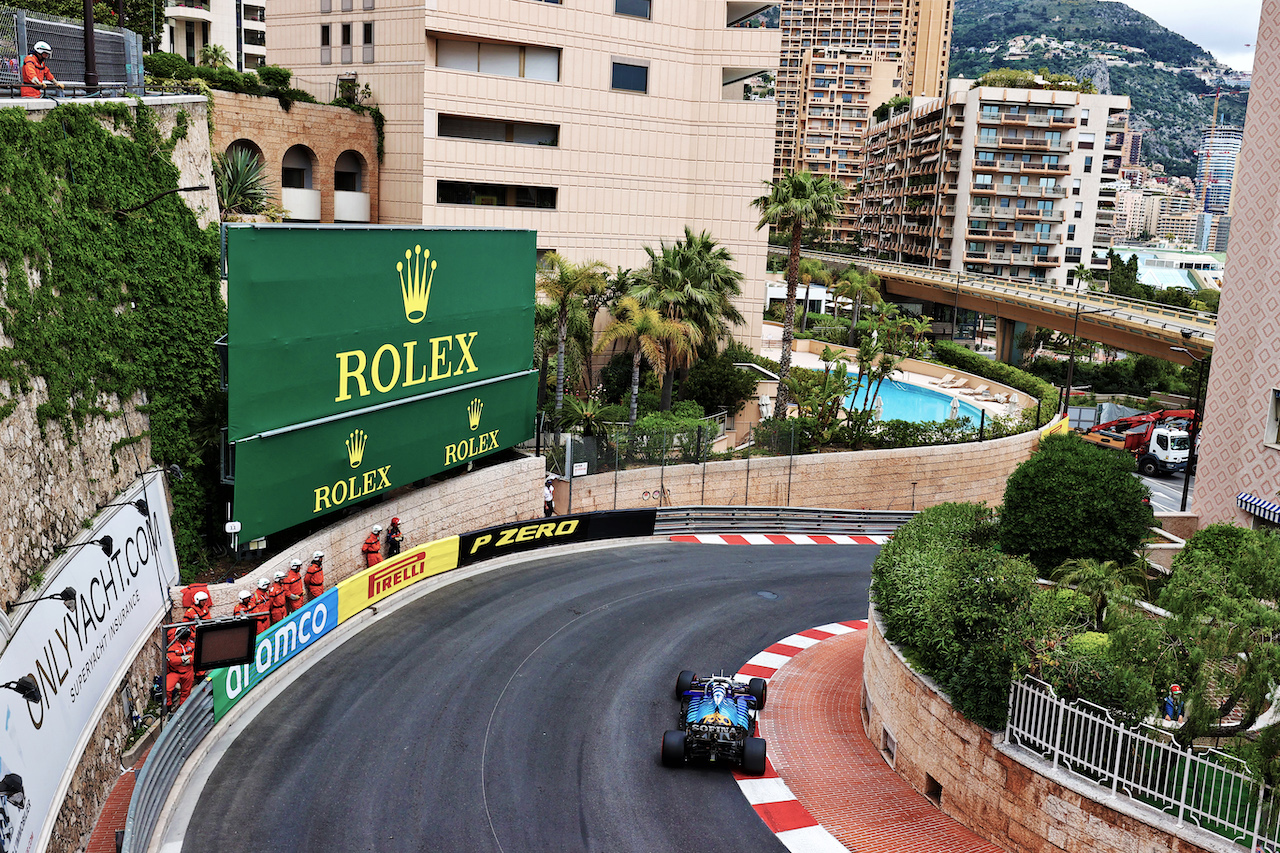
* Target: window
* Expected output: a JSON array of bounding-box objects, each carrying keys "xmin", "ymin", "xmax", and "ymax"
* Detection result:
[
  {"xmin": 977, "ymin": 151, "xmax": 995, "ymax": 162},
  {"xmin": 612, "ymin": 61, "xmax": 648, "ymax": 93},
  {"xmin": 979, "ymin": 128, "xmax": 997, "ymax": 143},
  {"xmin": 1065, "ymin": 246, "xmax": 1082, "ymax": 261},
  {"xmin": 1073, "ymin": 202, "xmax": 1083, "ymax": 219},
  {"xmin": 1047, "ymin": 108, "xmax": 1064, "ymax": 118},
  {"xmin": 185, "ymin": 21, "xmax": 195, "ymax": 64},
  {"xmin": 1037, "ymin": 200, "xmax": 1053, "ymax": 212},
  {"xmin": 1072, "ymin": 178, "xmax": 1081, "ymax": 195},
  {"xmin": 321, "ymin": 24, "xmax": 330, "ymax": 45},
  {"xmin": 320, "ymin": 24, "xmax": 331, "ymax": 63},
  {"xmin": 342, "ymin": 23, "xmax": 351, "ymax": 43},
  {"xmin": 1269, "ymin": 389, "xmax": 1280, "ymax": 446},
  {"xmin": 437, "ymin": 181, "xmax": 558, "ymax": 208},
  {"xmin": 974, "ymin": 174, "xmax": 992, "ymax": 186},
  {"xmin": 1080, "ymin": 108, "xmax": 1090, "ymax": 125},
  {"xmin": 437, "ymin": 39, "xmax": 561, "ymax": 82},
  {"xmin": 1045, "ymin": 131, "xmax": 1062, "ymax": 146},
  {"xmin": 362, "ymin": 22, "xmax": 374, "ymax": 62},
  {"xmin": 1084, "ymin": 156, "xmax": 1093, "ymax": 173},
  {"xmin": 438, "ymin": 115, "xmax": 559, "ymax": 146},
  {"xmin": 1031, "ymin": 244, "xmax": 1049, "ymax": 256},
  {"xmin": 1079, "ymin": 132, "xmax": 1095, "ymax": 150},
  {"xmin": 1039, "ymin": 177, "xmax": 1056, "ymax": 188},
  {"xmin": 615, "ymin": 0, "xmax": 650, "ymax": 18},
  {"xmin": 1067, "ymin": 224, "xmax": 1076, "ymax": 241}
]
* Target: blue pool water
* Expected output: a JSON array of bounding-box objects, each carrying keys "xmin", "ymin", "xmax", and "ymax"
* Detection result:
[{"xmin": 844, "ymin": 376, "xmax": 985, "ymax": 423}]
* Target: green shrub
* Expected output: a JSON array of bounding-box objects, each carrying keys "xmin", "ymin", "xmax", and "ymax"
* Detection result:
[
  {"xmin": 678, "ymin": 352, "xmax": 758, "ymax": 417},
  {"xmin": 872, "ymin": 502, "xmax": 1036, "ymax": 728},
  {"xmin": 1172, "ymin": 522, "xmax": 1251, "ymax": 569},
  {"xmin": 999, "ymin": 433, "xmax": 1154, "ymax": 573},
  {"xmin": 144, "ymin": 52, "xmax": 195, "ymax": 80},
  {"xmin": 256, "ymin": 65, "xmax": 293, "ymax": 88},
  {"xmin": 752, "ymin": 416, "xmax": 821, "ymax": 454},
  {"xmin": 624, "ymin": 412, "xmax": 713, "ymax": 463}
]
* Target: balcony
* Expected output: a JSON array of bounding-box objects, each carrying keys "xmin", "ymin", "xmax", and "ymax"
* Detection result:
[
  {"xmin": 1022, "ymin": 162, "xmax": 1069, "ymax": 175},
  {"xmin": 1032, "ymin": 254, "xmax": 1061, "ymax": 266},
  {"xmin": 1050, "ymin": 116, "xmax": 1078, "ymax": 128},
  {"xmin": 281, "ymin": 188, "xmax": 321, "ymax": 221},
  {"xmin": 970, "ymin": 183, "xmax": 997, "ymax": 195},
  {"xmin": 334, "ymin": 190, "xmax": 371, "ymax": 222},
  {"xmin": 165, "ymin": 0, "xmax": 213, "ymax": 21}
]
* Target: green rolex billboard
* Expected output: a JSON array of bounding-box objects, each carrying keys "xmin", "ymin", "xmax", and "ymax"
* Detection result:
[{"xmin": 226, "ymin": 226, "xmax": 536, "ymax": 540}]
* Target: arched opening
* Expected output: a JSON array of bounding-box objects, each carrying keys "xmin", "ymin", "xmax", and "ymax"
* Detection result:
[
  {"xmin": 334, "ymin": 150, "xmax": 365, "ymax": 192},
  {"xmin": 281, "ymin": 145, "xmax": 316, "ymax": 189}
]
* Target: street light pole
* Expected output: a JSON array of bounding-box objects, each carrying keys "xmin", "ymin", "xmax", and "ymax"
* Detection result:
[
  {"xmin": 1060, "ymin": 301, "xmax": 1121, "ymax": 415},
  {"xmin": 1171, "ymin": 345, "xmax": 1208, "ymax": 512}
]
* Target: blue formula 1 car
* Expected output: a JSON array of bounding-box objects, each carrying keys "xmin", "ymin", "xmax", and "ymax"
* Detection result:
[{"xmin": 661, "ymin": 670, "xmax": 768, "ymax": 775}]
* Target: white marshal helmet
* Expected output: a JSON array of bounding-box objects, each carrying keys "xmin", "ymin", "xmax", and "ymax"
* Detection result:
[
  {"xmin": 193, "ymin": 591, "xmax": 209, "ymax": 603},
  {"xmin": 290, "ymin": 559, "xmax": 303, "ymax": 568},
  {"xmin": 257, "ymin": 578, "xmax": 270, "ymax": 590},
  {"xmin": 372, "ymin": 524, "xmax": 382, "ymax": 534},
  {"xmin": 273, "ymin": 570, "xmax": 286, "ymax": 582},
  {"xmin": 312, "ymin": 550, "xmax": 324, "ymax": 560},
  {"xmin": 33, "ymin": 41, "xmax": 51, "ymax": 58},
  {"xmin": 238, "ymin": 589, "xmax": 252, "ymax": 602}
]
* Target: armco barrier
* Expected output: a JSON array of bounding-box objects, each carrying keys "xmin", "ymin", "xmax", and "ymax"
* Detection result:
[
  {"xmin": 117, "ymin": 505, "xmax": 910, "ymax": 853},
  {"xmin": 118, "ymin": 682, "xmax": 213, "ymax": 853}
]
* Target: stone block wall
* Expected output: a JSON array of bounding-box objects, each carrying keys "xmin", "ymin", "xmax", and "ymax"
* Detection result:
[
  {"xmin": 564, "ymin": 430, "xmax": 1041, "ymax": 514},
  {"xmin": 191, "ymin": 454, "xmax": 547, "ymax": 617},
  {"xmin": 209, "ymin": 91, "xmax": 379, "ymax": 224},
  {"xmin": 50, "ymin": 637, "xmax": 163, "ymax": 853},
  {"xmin": 861, "ymin": 610, "xmax": 1225, "ymax": 853}
]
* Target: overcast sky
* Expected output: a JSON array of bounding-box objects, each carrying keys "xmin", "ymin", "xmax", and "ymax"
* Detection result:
[{"xmin": 1116, "ymin": 0, "xmax": 1263, "ymax": 71}]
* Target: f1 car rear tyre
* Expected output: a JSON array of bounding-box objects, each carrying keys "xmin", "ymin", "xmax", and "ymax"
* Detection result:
[
  {"xmin": 748, "ymin": 677, "xmax": 767, "ymax": 710},
  {"xmin": 661, "ymin": 730, "xmax": 687, "ymax": 767},
  {"xmin": 742, "ymin": 737, "xmax": 767, "ymax": 775},
  {"xmin": 675, "ymin": 670, "xmax": 696, "ymax": 699}
]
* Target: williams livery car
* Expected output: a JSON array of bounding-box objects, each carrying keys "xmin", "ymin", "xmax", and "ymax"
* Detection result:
[{"xmin": 661, "ymin": 670, "xmax": 768, "ymax": 775}]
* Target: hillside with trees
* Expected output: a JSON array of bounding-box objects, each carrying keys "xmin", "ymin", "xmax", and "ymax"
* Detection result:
[{"xmin": 951, "ymin": 0, "xmax": 1250, "ymax": 175}]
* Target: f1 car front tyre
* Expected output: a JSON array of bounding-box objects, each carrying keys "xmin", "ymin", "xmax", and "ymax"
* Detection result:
[
  {"xmin": 661, "ymin": 730, "xmax": 687, "ymax": 767},
  {"xmin": 748, "ymin": 677, "xmax": 768, "ymax": 710},
  {"xmin": 675, "ymin": 670, "xmax": 696, "ymax": 699},
  {"xmin": 741, "ymin": 737, "xmax": 767, "ymax": 775}
]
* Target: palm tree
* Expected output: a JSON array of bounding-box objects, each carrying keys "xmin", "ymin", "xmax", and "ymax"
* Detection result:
[
  {"xmin": 796, "ymin": 258, "xmax": 832, "ymax": 333},
  {"xmin": 630, "ymin": 228, "xmax": 742, "ymax": 409},
  {"xmin": 199, "ymin": 44, "xmax": 232, "ymax": 68},
  {"xmin": 1052, "ymin": 558, "xmax": 1149, "ymax": 632},
  {"xmin": 536, "ymin": 253, "xmax": 609, "ymax": 432},
  {"xmin": 595, "ymin": 296, "xmax": 692, "ymax": 425},
  {"xmin": 831, "ymin": 266, "xmax": 881, "ymax": 346},
  {"xmin": 752, "ymin": 170, "xmax": 848, "ymax": 413}
]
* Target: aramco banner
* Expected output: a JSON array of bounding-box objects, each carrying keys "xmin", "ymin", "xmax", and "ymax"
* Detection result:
[
  {"xmin": 0, "ymin": 475, "xmax": 179, "ymax": 853},
  {"xmin": 225, "ymin": 226, "xmax": 537, "ymax": 539},
  {"xmin": 210, "ymin": 589, "xmax": 338, "ymax": 720}
]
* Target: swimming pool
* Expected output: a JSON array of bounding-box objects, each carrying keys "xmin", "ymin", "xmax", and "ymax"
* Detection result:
[{"xmin": 844, "ymin": 376, "xmax": 985, "ymax": 423}]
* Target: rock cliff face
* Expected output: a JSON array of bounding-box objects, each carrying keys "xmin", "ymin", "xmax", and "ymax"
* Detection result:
[{"xmin": 951, "ymin": 0, "xmax": 1250, "ymax": 176}]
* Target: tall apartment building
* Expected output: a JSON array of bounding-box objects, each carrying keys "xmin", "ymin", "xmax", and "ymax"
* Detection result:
[
  {"xmin": 773, "ymin": 0, "xmax": 954, "ymax": 239},
  {"xmin": 855, "ymin": 83, "xmax": 1129, "ymax": 288},
  {"xmin": 165, "ymin": 0, "xmax": 266, "ymax": 70},
  {"xmin": 1195, "ymin": 125, "xmax": 1243, "ymax": 214},
  {"xmin": 266, "ymin": 1, "xmax": 781, "ymax": 350}
]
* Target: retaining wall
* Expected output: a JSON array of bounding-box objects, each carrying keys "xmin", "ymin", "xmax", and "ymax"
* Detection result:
[
  {"xmin": 861, "ymin": 609, "xmax": 1227, "ymax": 853},
  {"xmin": 566, "ymin": 429, "xmax": 1041, "ymax": 514}
]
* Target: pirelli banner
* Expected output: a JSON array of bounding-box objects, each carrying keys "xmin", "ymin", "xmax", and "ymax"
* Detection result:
[{"xmin": 225, "ymin": 226, "xmax": 537, "ymax": 540}]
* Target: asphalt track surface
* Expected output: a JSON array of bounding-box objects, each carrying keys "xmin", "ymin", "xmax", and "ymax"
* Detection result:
[{"xmin": 183, "ymin": 542, "xmax": 877, "ymax": 853}]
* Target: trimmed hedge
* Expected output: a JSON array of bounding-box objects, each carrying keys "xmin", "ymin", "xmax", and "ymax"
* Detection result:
[{"xmin": 931, "ymin": 339, "xmax": 1057, "ymax": 411}]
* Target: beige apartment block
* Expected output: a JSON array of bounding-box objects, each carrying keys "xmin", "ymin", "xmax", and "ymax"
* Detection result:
[
  {"xmin": 1193, "ymin": 0, "xmax": 1280, "ymax": 531},
  {"xmin": 856, "ymin": 84, "xmax": 1128, "ymax": 288},
  {"xmin": 267, "ymin": 0, "xmax": 780, "ymax": 351},
  {"xmin": 774, "ymin": 0, "xmax": 954, "ymax": 238},
  {"xmin": 164, "ymin": 0, "xmax": 266, "ymax": 70}
]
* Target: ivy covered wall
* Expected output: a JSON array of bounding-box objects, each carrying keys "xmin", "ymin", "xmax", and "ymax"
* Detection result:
[{"xmin": 0, "ymin": 96, "xmax": 225, "ymax": 590}]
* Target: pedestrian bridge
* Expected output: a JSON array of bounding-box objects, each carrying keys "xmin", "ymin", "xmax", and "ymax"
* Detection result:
[{"xmin": 795, "ymin": 252, "xmax": 1216, "ymax": 367}]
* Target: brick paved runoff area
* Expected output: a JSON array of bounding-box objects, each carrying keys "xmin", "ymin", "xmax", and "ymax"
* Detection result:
[
  {"xmin": 761, "ymin": 630, "xmax": 1003, "ymax": 853},
  {"xmin": 85, "ymin": 750, "xmax": 148, "ymax": 853}
]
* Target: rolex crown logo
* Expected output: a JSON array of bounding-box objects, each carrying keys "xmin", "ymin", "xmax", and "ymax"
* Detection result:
[
  {"xmin": 467, "ymin": 398, "xmax": 483, "ymax": 431},
  {"xmin": 346, "ymin": 429, "xmax": 368, "ymax": 469},
  {"xmin": 396, "ymin": 244, "xmax": 436, "ymax": 325}
]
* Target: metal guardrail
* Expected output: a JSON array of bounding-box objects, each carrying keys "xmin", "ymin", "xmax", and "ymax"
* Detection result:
[
  {"xmin": 1006, "ymin": 677, "xmax": 1277, "ymax": 850},
  {"xmin": 656, "ymin": 505, "xmax": 915, "ymax": 536},
  {"xmin": 788, "ymin": 249, "xmax": 1218, "ymax": 344},
  {"xmin": 117, "ymin": 505, "xmax": 912, "ymax": 852},
  {"xmin": 119, "ymin": 682, "xmax": 214, "ymax": 853}
]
